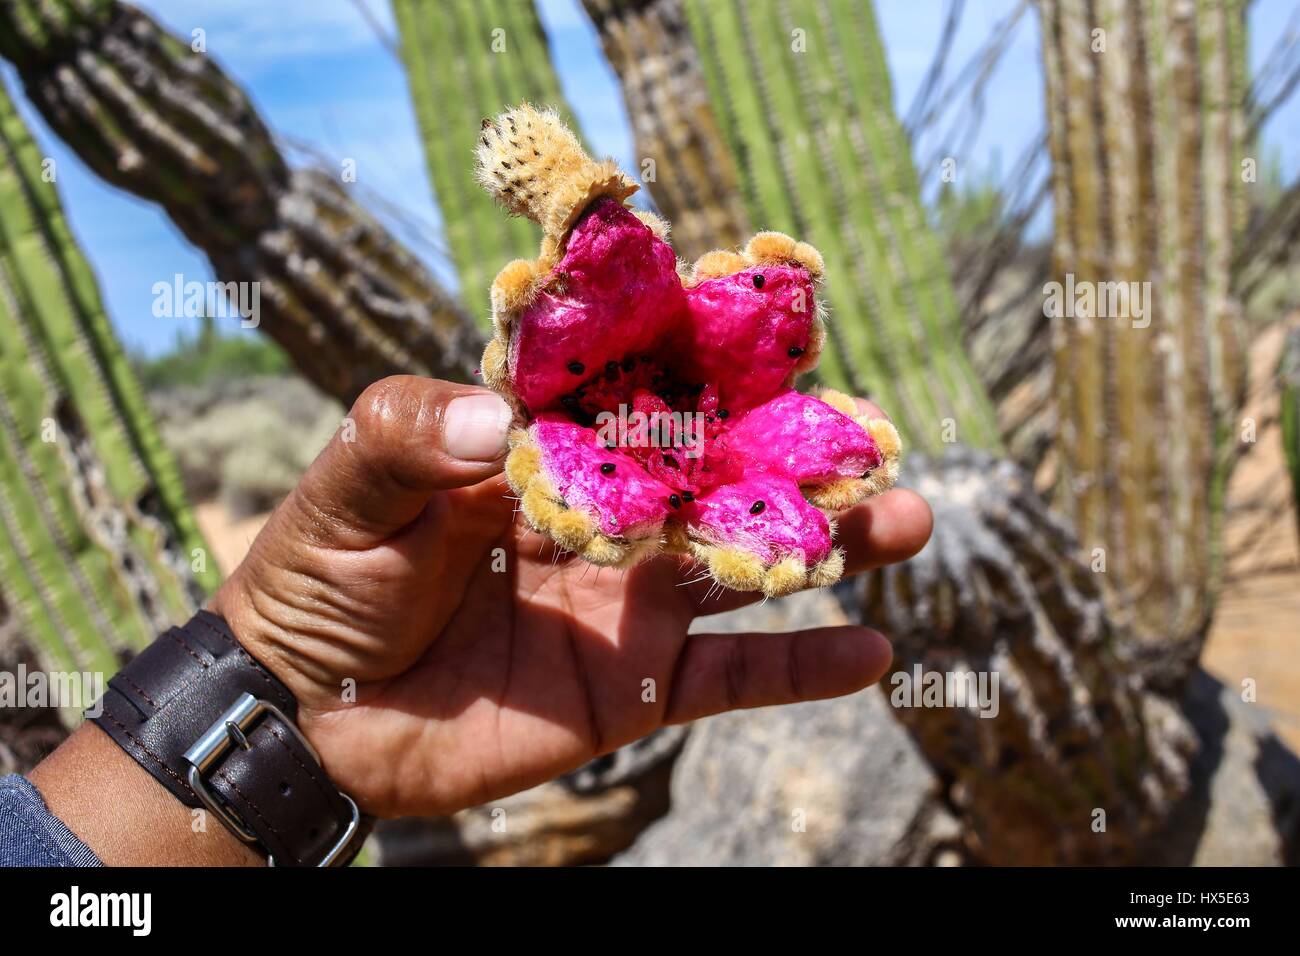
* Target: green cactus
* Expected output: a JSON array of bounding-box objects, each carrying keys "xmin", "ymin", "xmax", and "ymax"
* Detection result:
[
  {"xmin": 678, "ymin": 0, "xmax": 1002, "ymax": 455},
  {"xmin": 581, "ymin": 0, "xmax": 752, "ymax": 262},
  {"xmin": 1281, "ymin": 328, "xmax": 1300, "ymax": 546},
  {"xmin": 1040, "ymin": 0, "xmax": 1247, "ymax": 680},
  {"xmin": 393, "ymin": 0, "xmax": 579, "ymax": 323},
  {"xmin": 0, "ymin": 79, "xmax": 214, "ymax": 700}
]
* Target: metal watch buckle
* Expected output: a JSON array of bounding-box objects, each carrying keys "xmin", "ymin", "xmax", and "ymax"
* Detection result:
[{"xmin": 182, "ymin": 691, "xmax": 360, "ymax": 867}]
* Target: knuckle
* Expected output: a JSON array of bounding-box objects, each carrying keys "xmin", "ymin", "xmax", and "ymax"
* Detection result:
[
  {"xmin": 351, "ymin": 376, "xmax": 450, "ymax": 451},
  {"xmin": 722, "ymin": 638, "xmax": 747, "ymax": 710}
]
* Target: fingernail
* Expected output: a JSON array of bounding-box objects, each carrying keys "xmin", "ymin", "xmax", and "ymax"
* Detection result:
[{"xmin": 445, "ymin": 393, "xmax": 511, "ymax": 461}]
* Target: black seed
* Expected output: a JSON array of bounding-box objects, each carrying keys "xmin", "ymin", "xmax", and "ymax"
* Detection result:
[
  {"xmin": 750, "ymin": 500, "xmax": 766, "ymax": 515},
  {"xmin": 606, "ymin": 360, "xmax": 619, "ymax": 374},
  {"xmin": 705, "ymin": 415, "xmax": 714, "ymax": 423},
  {"xmin": 622, "ymin": 357, "xmax": 636, "ymax": 372},
  {"xmin": 681, "ymin": 491, "xmax": 694, "ymax": 502},
  {"xmin": 640, "ymin": 354, "xmax": 653, "ymax": 363},
  {"xmin": 662, "ymin": 454, "xmax": 679, "ymax": 468},
  {"xmin": 753, "ymin": 274, "xmax": 765, "ymax": 289},
  {"xmin": 717, "ymin": 408, "xmax": 730, "ymax": 419},
  {"xmin": 561, "ymin": 394, "xmax": 578, "ymax": 408},
  {"xmin": 669, "ymin": 494, "xmax": 682, "ymax": 509},
  {"xmin": 567, "ymin": 361, "xmax": 585, "ymax": 375},
  {"xmin": 600, "ymin": 462, "xmax": 615, "ymax": 475},
  {"xmin": 788, "ymin": 346, "xmax": 805, "ymax": 358}
]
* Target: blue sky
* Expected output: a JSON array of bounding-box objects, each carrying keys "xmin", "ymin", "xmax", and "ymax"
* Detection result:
[{"xmin": 2, "ymin": 0, "xmax": 1296, "ymax": 356}]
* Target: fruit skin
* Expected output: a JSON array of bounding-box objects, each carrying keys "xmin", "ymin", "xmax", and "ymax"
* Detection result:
[{"xmin": 480, "ymin": 105, "xmax": 901, "ymax": 594}]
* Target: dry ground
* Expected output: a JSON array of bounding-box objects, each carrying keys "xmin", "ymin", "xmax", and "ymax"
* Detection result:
[{"xmin": 1202, "ymin": 319, "xmax": 1300, "ymax": 751}]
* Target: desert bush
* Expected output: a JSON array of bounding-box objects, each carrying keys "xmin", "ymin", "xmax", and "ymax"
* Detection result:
[{"xmin": 152, "ymin": 377, "xmax": 342, "ymax": 516}]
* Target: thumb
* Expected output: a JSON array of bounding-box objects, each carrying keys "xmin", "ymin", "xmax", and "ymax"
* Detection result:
[{"xmin": 293, "ymin": 375, "xmax": 513, "ymax": 545}]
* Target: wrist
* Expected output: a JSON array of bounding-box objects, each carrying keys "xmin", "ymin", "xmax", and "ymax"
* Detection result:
[
  {"xmin": 85, "ymin": 610, "xmax": 368, "ymax": 866},
  {"xmin": 30, "ymin": 723, "xmax": 263, "ymax": 867}
]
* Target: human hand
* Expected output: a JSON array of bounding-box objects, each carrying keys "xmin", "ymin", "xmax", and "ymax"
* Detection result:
[{"xmin": 211, "ymin": 375, "xmax": 932, "ymax": 818}]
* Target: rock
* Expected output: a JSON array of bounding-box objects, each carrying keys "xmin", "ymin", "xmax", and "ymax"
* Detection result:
[
  {"xmin": 613, "ymin": 684, "xmax": 959, "ymax": 866},
  {"xmin": 1149, "ymin": 669, "xmax": 1300, "ymax": 866},
  {"xmin": 615, "ymin": 588, "xmax": 961, "ymax": 865}
]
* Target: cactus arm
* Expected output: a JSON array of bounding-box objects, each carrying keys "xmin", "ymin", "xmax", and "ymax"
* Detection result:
[
  {"xmin": 580, "ymin": 0, "xmax": 752, "ymax": 261},
  {"xmin": 392, "ymin": 0, "xmax": 581, "ymax": 322},
  {"xmin": 686, "ymin": 0, "xmax": 873, "ymax": 402},
  {"xmin": 393, "ymin": 0, "xmax": 496, "ymax": 320},
  {"xmin": 0, "ymin": 79, "xmax": 209, "ymax": 696},
  {"xmin": 1040, "ymin": 0, "xmax": 1247, "ymax": 677},
  {"xmin": 0, "ymin": 0, "xmax": 482, "ymax": 404},
  {"xmin": 679, "ymin": 0, "xmax": 1002, "ymax": 454}
]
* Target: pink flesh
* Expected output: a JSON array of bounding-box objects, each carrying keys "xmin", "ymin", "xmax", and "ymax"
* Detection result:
[
  {"xmin": 687, "ymin": 471, "xmax": 833, "ymax": 564},
  {"xmin": 726, "ymin": 389, "xmax": 882, "ymax": 484},
  {"xmin": 508, "ymin": 199, "xmax": 863, "ymax": 568},
  {"xmin": 675, "ymin": 266, "xmax": 816, "ymax": 414},
  {"xmin": 510, "ymin": 199, "xmax": 685, "ymax": 415},
  {"xmin": 533, "ymin": 414, "xmax": 673, "ymax": 538}
]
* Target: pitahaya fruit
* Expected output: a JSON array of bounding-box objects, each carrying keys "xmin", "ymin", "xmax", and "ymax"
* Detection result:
[{"xmin": 476, "ymin": 105, "xmax": 900, "ymax": 597}]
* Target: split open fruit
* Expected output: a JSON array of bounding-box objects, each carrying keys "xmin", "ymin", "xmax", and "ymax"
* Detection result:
[{"xmin": 476, "ymin": 105, "xmax": 900, "ymax": 597}]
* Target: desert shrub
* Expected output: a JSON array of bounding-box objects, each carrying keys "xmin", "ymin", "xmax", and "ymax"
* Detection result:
[
  {"xmin": 152, "ymin": 377, "xmax": 342, "ymax": 516},
  {"xmin": 134, "ymin": 319, "xmax": 291, "ymax": 391}
]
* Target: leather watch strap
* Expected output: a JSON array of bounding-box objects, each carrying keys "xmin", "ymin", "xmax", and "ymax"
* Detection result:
[{"xmin": 92, "ymin": 610, "xmax": 368, "ymax": 866}]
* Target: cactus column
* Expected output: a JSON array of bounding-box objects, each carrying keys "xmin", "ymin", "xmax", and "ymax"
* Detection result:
[
  {"xmin": 0, "ymin": 80, "xmax": 214, "ymax": 700},
  {"xmin": 1040, "ymin": 0, "xmax": 1247, "ymax": 683},
  {"xmin": 393, "ymin": 0, "xmax": 579, "ymax": 323},
  {"xmin": 581, "ymin": 0, "xmax": 751, "ymax": 262},
  {"xmin": 680, "ymin": 0, "xmax": 1001, "ymax": 454}
]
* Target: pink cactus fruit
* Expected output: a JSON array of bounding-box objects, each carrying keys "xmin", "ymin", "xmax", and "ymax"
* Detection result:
[{"xmin": 478, "ymin": 105, "xmax": 901, "ymax": 596}]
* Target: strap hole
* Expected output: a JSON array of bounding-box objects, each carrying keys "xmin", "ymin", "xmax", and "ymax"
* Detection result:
[
  {"xmin": 308, "ymin": 827, "xmax": 320, "ymax": 840},
  {"xmin": 279, "ymin": 782, "xmax": 291, "ymax": 796}
]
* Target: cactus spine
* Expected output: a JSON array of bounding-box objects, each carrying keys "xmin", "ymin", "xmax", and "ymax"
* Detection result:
[
  {"xmin": 0, "ymin": 80, "xmax": 213, "ymax": 695},
  {"xmin": 1040, "ymin": 0, "xmax": 1247, "ymax": 680},
  {"xmin": 393, "ymin": 0, "xmax": 579, "ymax": 323}
]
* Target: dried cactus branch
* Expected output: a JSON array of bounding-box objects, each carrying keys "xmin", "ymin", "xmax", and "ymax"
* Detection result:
[{"xmin": 858, "ymin": 449, "xmax": 1195, "ymax": 863}]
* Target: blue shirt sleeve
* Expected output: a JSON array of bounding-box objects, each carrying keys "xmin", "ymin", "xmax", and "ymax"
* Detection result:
[{"xmin": 0, "ymin": 774, "xmax": 102, "ymax": 867}]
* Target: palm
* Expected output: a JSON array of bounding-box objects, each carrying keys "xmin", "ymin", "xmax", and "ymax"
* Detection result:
[
  {"xmin": 216, "ymin": 379, "xmax": 924, "ymax": 819},
  {"xmin": 296, "ymin": 476, "xmax": 711, "ymax": 816}
]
